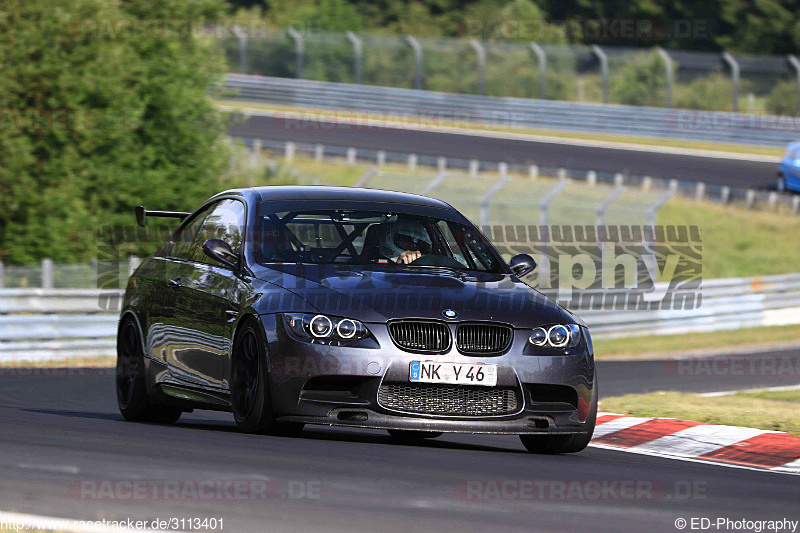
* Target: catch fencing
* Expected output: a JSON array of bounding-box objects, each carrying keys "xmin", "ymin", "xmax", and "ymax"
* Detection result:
[
  {"xmin": 220, "ymin": 29, "xmax": 800, "ymax": 116},
  {"xmin": 2, "ymin": 273, "xmax": 800, "ymax": 359}
]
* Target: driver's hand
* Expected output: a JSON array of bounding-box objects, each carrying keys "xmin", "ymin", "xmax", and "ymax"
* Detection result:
[{"xmin": 396, "ymin": 250, "xmax": 422, "ymax": 264}]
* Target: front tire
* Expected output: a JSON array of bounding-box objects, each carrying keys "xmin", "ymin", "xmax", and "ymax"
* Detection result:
[
  {"xmin": 116, "ymin": 317, "xmax": 182, "ymax": 424},
  {"xmin": 231, "ymin": 319, "xmax": 294, "ymax": 434}
]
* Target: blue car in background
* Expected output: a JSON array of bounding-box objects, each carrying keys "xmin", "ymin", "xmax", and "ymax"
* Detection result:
[{"xmin": 778, "ymin": 141, "xmax": 800, "ymax": 193}]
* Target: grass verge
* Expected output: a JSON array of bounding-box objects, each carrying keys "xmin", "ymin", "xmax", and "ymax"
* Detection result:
[
  {"xmin": 658, "ymin": 197, "xmax": 800, "ymax": 279},
  {"xmin": 593, "ymin": 324, "xmax": 800, "ymax": 360},
  {"xmin": 600, "ymin": 390, "xmax": 800, "ymax": 435},
  {"xmin": 0, "ymin": 355, "xmax": 115, "ymax": 368},
  {"xmin": 219, "ymin": 100, "xmax": 785, "ymax": 158}
]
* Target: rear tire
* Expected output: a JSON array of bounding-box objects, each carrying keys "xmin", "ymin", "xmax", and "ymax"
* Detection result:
[
  {"xmin": 231, "ymin": 320, "xmax": 277, "ymax": 434},
  {"xmin": 388, "ymin": 429, "xmax": 443, "ymax": 440},
  {"xmin": 116, "ymin": 317, "xmax": 182, "ymax": 424}
]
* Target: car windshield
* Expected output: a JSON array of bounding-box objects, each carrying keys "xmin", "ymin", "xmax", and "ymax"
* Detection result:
[{"xmin": 253, "ymin": 208, "xmax": 506, "ymax": 273}]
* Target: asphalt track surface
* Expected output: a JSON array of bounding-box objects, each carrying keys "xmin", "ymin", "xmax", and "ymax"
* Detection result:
[
  {"xmin": 1, "ymin": 350, "xmax": 798, "ymax": 533},
  {"xmin": 227, "ymin": 116, "xmax": 780, "ymax": 189}
]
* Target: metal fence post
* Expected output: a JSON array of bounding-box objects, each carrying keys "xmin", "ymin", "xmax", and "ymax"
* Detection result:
[
  {"xmin": 250, "ymin": 138, "xmax": 261, "ymax": 168},
  {"xmin": 647, "ymin": 188, "xmax": 676, "ymax": 228},
  {"xmin": 787, "ymin": 55, "xmax": 800, "ymax": 115},
  {"xmin": 597, "ymin": 185, "xmax": 625, "ymax": 227},
  {"xmin": 530, "ymin": 43, "xmax": 547, "ymax": 99},
  {"xmin": 469, "ymin": 38, "xmax": 486, "ymax": 96},
  {"xmin": 480, "ymin": 176, "xmax": 512, "ymax": 228},
  {"xmin": 232, "ymin": 25, "xmax": 248, "ymax": 74},
  {"xmin": 721, "ymin": 186, "xmax": 731, "ymax": 204},
  {"xmin": 376, "ymin": 150, "xmax": 386, "ymax": 167},
  {"xmin": 656, "ymin": 47, "xmax": 673, "ymax": 107},
  {"xmin": 437, "ymin": 156, "xmax": 447, "ymax": 173},
  {"xmin": 346, "ymin": 147, "xmax": 357, "ymax": 165},
  {"xmin": 42, "ymin": 258, "xmax": 53, "ymax": 289},
  {"xmin": 591, "ymin": 45, "xmax": 609, "ymax": 104},
  {"xmin": 469, "ymin": 159, "xmax": 479, "ymax": 177},
  {"xmin": 285, "ymin": 141, "xmax": 296, "ymax": 162},
  {"xmin": 539, "ymin": 179, "xmax": 568, "ymax": 227},
  {"xmin": 746, "ymin": 189, "xmax": 756, "ymax": 209},
  {"xmin": 346, "ymin": 31, "xmax": 362, "ymax": 84},
  {"xmin": 528, "ymin": 165, "xmax": 538, "ymax": 180},
  {"xmin": 420, "ymin": 172, "xmax": 449, "ymax": 196},
  {"xmin": 695, "ymin": 182, "xmax": 706, "ymax": 202},
  {"xmin": 315, "ymin": 144, "xmax": 324, "ymax": 162},
  {"xmin": 405, "ymin": 35, "xmax": 423, "ymax": 90},
  {"xmin": 408, "ymin": 153, "xmax": 417, "ymax": 171},
  {"xmin": 586, "ymin": 170, "xmax": 597, "ymax": 186},
  {"xmin": 287, "ymin": 28, "xmax": 304, "ymax": 79},
  {"xmin": 722, "ymin": 52, "xmax": 739, "ymax": 112}
]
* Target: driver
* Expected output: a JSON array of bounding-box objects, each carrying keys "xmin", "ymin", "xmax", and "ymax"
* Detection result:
[{"xmin": 378, "ymin": 220, "xmax": 433, "ymax": 264}]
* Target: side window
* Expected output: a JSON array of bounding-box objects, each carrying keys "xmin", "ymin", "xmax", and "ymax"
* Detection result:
[
  {"xmin": 169, "ymin": 204, "xmax": 214, "ymax": 260},
  {"xmin": 190, "ymin": 199, "xmax": 246, "ymax": 266}
]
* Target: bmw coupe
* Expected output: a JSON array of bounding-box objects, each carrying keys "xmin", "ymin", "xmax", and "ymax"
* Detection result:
[{"xmin": 117, "ymin": 186, "xmax": 596, "ymax": 453}]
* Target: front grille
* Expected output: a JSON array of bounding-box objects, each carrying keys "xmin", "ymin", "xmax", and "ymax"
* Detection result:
[
  {"xmin": 456, "ymin": 324, "xmax": 513, "ymax": 354},
  {"xmin": 378, "ymin": 383, "xmax": 518, "ymax": 416},
  {"xmin": 388, "ymin": 321, "xmax": 450, "ymax": 352}
]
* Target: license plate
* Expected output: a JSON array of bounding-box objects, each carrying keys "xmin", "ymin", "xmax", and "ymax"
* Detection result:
[{"xmin": 409, "ymin": 361, "xmax": 497, "ymax": 386}]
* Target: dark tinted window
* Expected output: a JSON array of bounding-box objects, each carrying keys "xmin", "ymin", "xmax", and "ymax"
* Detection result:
[
  {"xmin": 169, "ymin": 204, "xmax": 214, "ymax": 260},
  {"xmin": 190, "ymin": 200, "xmax": 245, "ymax": 266}
]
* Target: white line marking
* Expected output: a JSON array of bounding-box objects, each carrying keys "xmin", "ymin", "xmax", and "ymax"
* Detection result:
[
  {"xmin": 630, "ymin": 424, "xmax": 772, "ymax": 457},
  {"xmin": 219, "ymin": 104, "xmax": 782, "ymax": 163},
  {"xmin": 699, "ymin": 384, "xmax": 800, "ymax": 397},
  {"xmin": 18, "ymin": 463, "xmax": 79, "ymax": 474},
  {"xmin": 773, "ymin": 457, "xmax": 800, "ymax": 474},
  {"xmin": 591, "ymin": 416, "xmax": 654, "ymax": 438}
]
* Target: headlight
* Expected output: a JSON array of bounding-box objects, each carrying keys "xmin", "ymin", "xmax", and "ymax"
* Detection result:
[
  {"xmin": 528, "ymin": 323, "xmax": 583, "ymax": 349},
  {"xmin": 283, "ymin": 313, "xmax": 369, "ymax": 342}
]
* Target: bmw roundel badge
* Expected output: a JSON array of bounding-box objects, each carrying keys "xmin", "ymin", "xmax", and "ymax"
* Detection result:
[{"xmin": 442, "ymin": 309, "xmax": 458, "ymax": 319}]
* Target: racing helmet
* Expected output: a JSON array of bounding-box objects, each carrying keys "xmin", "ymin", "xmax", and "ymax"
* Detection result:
[{"xmin": 378, "ymin": 220, "xmax": 432, "ymax": 259}]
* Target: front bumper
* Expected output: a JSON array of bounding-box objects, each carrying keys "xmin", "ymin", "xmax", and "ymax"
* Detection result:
[{"xmin": 261, "ymin": 314, "xmax": 596, "ymax": 436}]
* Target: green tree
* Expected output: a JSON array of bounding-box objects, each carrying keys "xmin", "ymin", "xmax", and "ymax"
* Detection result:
[{"xmin": 0, "ymin": 0, "xmax": 229, "ymax": 264}]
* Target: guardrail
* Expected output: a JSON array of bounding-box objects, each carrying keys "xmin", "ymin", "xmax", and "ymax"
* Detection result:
[
  {"xmin": 223, "ymin": 74, "xmax": 799, "ymax": 147},
  {"xmin": 3, "ymin": 273, "xmax": 800, "ymax": 360}
]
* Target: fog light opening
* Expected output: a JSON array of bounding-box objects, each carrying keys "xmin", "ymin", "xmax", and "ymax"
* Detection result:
[
  {"xmin": 527, "ymin": 417, "xmax": 550, "ymax": 429},
  {"xmin": 337, "ymin": 411, "xmax": 368, "ymax": 422}
]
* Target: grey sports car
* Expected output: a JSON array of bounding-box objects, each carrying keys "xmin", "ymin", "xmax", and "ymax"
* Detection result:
[{"xmin": 117, "ymin": 186, "xmax": 597, "ymax": 453}]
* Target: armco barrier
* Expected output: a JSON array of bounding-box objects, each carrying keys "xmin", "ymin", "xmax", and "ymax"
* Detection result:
[
  {"xmin": 2, "ymin": 273, "xmax": 800, "ymax": 359},
  {"xmin": 223, "ymin": 75, "xmax": 800, "ymax": 147}
]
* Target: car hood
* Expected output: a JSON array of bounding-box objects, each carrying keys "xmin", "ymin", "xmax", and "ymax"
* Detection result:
[{"xmin": 251, "ymin": 264, "xmax": 576, "ymax": 328}]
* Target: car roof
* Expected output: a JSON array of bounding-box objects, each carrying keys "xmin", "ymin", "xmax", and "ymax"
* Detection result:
[{"xmin": 213, "ymin": 186, "xmax": 456, "ymax": 210}]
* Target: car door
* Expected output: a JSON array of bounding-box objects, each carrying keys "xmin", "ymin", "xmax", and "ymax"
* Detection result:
[{"xmin": 169, "ymin": 199, "xmax": 247, "ymax": 390}]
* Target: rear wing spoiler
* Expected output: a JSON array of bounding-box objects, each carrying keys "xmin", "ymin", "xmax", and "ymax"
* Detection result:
[{"xmin": 135, "ymin": 206, "xmax": 191, "ymax": 227}]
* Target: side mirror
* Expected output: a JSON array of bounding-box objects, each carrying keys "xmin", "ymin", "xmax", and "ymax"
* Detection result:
[
  {"xmin": 203, "ymin": 239, "xmax": 238, "ymax": 269},
  {"xmin": 509, "ymin": 254, "xmax": 536, "ymax": 277}
]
